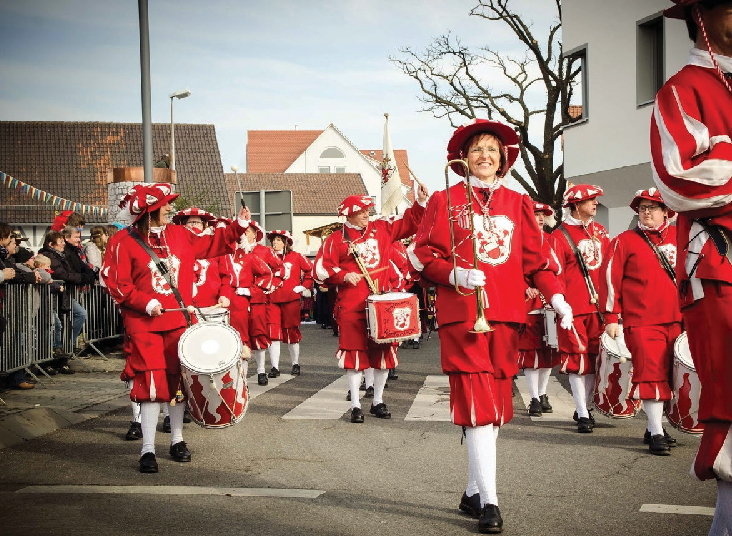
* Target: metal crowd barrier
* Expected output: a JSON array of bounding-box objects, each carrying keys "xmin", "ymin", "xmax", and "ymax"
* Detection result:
[{"xmin": 0, "ymin": 281, "xmax": 124, "ymax": 383}]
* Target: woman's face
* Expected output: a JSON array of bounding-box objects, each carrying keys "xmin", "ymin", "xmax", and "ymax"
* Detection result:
[
  {"xmin": 245, "ymin": 226, "xmax": 257, "ymax": 244},
  {"xmin": 272, "ymin": 236, "xmax": 285, "ymax": 252},
  {"xmin": 466, "ymin": 134, "xmax": 502, "ymax": 183}
]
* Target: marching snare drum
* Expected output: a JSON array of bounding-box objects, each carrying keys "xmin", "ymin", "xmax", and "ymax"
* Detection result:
[
  {"xmin": 178, "ymin": 322, "xmax": 248, "ymax": 428},
  {"xmin": 667, "ymin": 332, "xmax": 704, "ymax": 434},
  {"xmin": 366, "ymin": 292, "xmax": 421, "ymax": 344},
  {"xmin": 542, "ymin": 308, "xmax": 558, "ymax": 349},
  {"xmin": 194, "ymin": 306, "xmax": 230, "ymax": 324},
  {"xmin": 594, "ymin": 330, "xmax": 640, "ymax": 418}
]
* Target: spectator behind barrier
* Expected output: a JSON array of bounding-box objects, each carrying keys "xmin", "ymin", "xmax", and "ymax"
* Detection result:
[{"xmin": 83, "ymin": 225, "xmax": 108, "ymax": 272}]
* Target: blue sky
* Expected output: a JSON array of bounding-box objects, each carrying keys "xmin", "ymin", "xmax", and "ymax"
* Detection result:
[{"xmin": 0, "ymin": 0, "xmax": 556, "ymax": 195}]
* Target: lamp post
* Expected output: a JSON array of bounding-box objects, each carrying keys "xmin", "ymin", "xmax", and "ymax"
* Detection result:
[{"xmin": 169, "ymin": 89, "xmax": 191, "ymax": 171}]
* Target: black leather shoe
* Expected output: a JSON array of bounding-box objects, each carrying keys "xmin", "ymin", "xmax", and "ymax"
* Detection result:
[
  {"xmin": 400, "ymin": 341, "xmax": 410, "ymax": 349},
  {"xmin": 648, "ymin": 434, "xmax": 671, "ymax": 456},
  {"xmin": 459, "ymin": 492, "xmax": 482, "ymax": 518},
  {"xmin": 364, "ymin": 386, "xmax": 374, "ymax": 399},
  {"xmin": 478, "ymin": 504, "xmax": 503, "ymax": 534},
  {"xmin": 528, "ymin": 398, "xmax": 542, "ymax": 416},
  {"xmin": 291, "ymin": 364, "xmax": 300, "ymax": 376},
  {"xmin": 359, "ymin": 379, "xmax": 366, "ymax": 391},
  {"xmin": 125, "ymin": 422, "xmax": 142, "ymax": 441},
  {"xmin": 268, "ymin": 367, "xmax": 280, "ymax": 378},
  {"xmin": 370, "ymin": 402, "xmax": 391, "ymax": 419},
  {"xmin": 258, "ymin": 373, "xmax": 269, "ymax": 386},
  {"xmin": 388, "ymin": 369, "xmax": 399, "ymax": 380},
  {"xmin": 577, "ymin": 417, "xmax": 594, "ymax": 433},
  {"xmin": 573, "ymin": 410, "xmax": 595, "ymax": 425},
  {"xmin": 58, "ymin": 365, "xmax": 75, "ymax": 375},
  {"xmin": 139, "ymin": 452, "xmax": 158, "ymax": 473},
  {"xmin": 162, "ymin": 416, "xmax": 171, "ymax": 433},
  {"xmin": 169, "ymin": 441, "xmax": 191, "ymax": 462},
  {"xmin": 350, "ymin": 407, "xmax": 364, "ymax": 423},
  {"xmin": 346, "ymin": 390, "xmax": 352, "ymax": 401},
  {"xmin": 539, "ymin": 394, "xmax": 553, "ymax": 413},
  {"xmin": 44, "ymin": 366, "xmax": 58, "ymax": 376},
  {"xmin": 644, "ymin": 428, "xmax": 677, "ymax": 447},
  {"xmin": 412, "ymin": 340, "xmax": 420, "ymax": 349}
]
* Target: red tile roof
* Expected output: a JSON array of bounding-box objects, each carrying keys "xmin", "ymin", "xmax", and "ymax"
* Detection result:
[
  {"xmin": 568, "ymin": 105, "xmax": 583, "ymax": 119},
  {"xmin": 0, "ymin": 121, "xmax": 230, "ymax": 224},
  {"xmin": 360, "ymin": 149, "xmax": 415, "ymax": 203},
  {"xmin": 223, "ymin": 173, "xmax": 369, "ymax": 215},
  {"xmin": 246, "ymin": 130, "xmax": 323, "ymax": 173}
]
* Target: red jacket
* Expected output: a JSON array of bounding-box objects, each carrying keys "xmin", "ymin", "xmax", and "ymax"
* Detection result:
[
  {"xmin": 270, "ymin": 250, "xmax": 313, "ymax": 304},
  {"xmin": 314, "ymin": 203, "xmax": 425, "ymax": 314},
  {"xmin": 101, "ymin": 221, "xmax": 244, "ymax": 334},
  {"xmin": 550, "ymin": 220, "xmax": 610, "ymax": 316},
  {"xmin": 410, "ymin": 184, "xmax": 562, "ymax": 326},
  {"xmin": 599, "ymin": 223, "xmax": 681, "ymax": 327}
]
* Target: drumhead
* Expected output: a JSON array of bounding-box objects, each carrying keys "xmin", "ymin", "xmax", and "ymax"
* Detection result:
[
  {"xmin": 178, "ymin": 323, "xmax": 243, "ymax": 374},
  {"xmin": 600, "ymin": 331, "xmax": 631, "ymax": 360},
  {"xmin": 674, "ymin": 332, "xmax": 695, "ymax": 371},
  {"xmin": 367, "ymin": 292, "xmax": 412, "ymax": 302},
  {"xmin": 195, "ymin": 307, "xmax": 229, "ymax": 321}
]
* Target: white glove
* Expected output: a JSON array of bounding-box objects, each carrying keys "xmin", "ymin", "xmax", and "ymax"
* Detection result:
[
  {"xmin": 449, "ymin": 267, "xmax": 485, "ymax": 290},
  {"xmin": 605, "ymin": 323, "xmax": 619, "ymax": 338},
  {"xmin": 301, "ymin": 289, "xmax": 312, "ymax": 298},
  {"xmin": 293, "ymin": 285, "xmax": 306, "ymax": 294},
  {"xmin": 236, "ymin": 287, "xmax": 251, "ymax": 297},
  {"xmin": 550, "ymin": 294, "xmax": 574, "ymax": 330}
]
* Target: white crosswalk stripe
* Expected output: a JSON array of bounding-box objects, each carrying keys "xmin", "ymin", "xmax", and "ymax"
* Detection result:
[
  {"xmin": 405, "ymin": 375, "xmax": 450, "ymax": 421},
  {"xmin": 514, "ymin": 373, "xmax": 577, "ymax": 422},
  {"xmin": 282, "ymin": 374, "xmax": 350, "ymax": 420},
  {"xmin": 247, "ymin": 373, "xmax": 295, "ymax": 401}
]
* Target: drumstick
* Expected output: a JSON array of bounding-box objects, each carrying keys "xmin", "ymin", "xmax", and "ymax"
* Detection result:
[
  {"xmin": 368, "ymin": 266, "xmax": 389, "ymax": 276},
  {"xmin": 571, "ymin": 324, "xmax": 586, "ymax": 353},
  {"xmin": 162, "ymin": 306, "xmax": 196, "ymax": 314},
  {"xmin": 405, "ymin": 164, "xmax": 426, "ymax": 189}
]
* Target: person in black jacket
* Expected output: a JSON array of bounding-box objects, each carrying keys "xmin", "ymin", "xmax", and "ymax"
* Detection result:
[{"xmin": 39, "ymin": 230, "xmax": 94, "ymax": 353}]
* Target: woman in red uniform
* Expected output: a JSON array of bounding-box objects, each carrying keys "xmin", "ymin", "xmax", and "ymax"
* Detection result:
[
  {"xmin": 409, "ymin": 119, "xmax": 572, "ymax": 534},
  {"xmin": 518, "ymin": 202, "xmax": 562, "ymax": 417},
  {"xmin": 266, "ymin": 230, "xmax": 313, "ymax": 376},
  {"xmin": 102, "ymin": 184, "xmax": 249, "ymax": 473}
]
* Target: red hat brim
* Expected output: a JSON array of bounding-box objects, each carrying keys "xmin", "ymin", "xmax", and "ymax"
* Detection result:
[
  {"xmin": 171, "ymin": 208, "xmax": 215, "ymax": 225},
  {"xmin": 446, "ymin": 120, "xmax": 520, "ymax": 178},
  {"xmin": 664, "ymin": 0, "xmax": 698, "ymax": 19},
  {"xmin": 132, "ymin": 192, "xmax": 180, "ymax": 223},
  {"xmin": 267, "ymin": 231, "xmax": 293, "ymax": 246},
  {"xmin": 247, "ymin": 221, "xmax": 264, "ymax": 243},
  {"xmin": 533, "ymin": 205, "xmax": 554, "ymax": 217},
  {"xmin": 630, "ymin": 194, "xmax": 676, "ymax": 218}
]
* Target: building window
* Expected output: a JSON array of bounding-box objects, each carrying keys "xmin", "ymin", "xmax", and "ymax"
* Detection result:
[
  {"xmin": 564, "ymin": 44, "xmax": 588, "ymax": 123},
  {"xmin": 334, "ymin": 166, "xmax": 346, "ymax": 173},
  {"xmin": 318, "ymin": 166, "xmax": 330, "ymax": 173},
  {"xmin": 637, "ymin": 15, "xmax": 664, "ymax": 106},
  {"xmin": 320, "ymin": 147, "xmax": 345, "ymax": 158}
]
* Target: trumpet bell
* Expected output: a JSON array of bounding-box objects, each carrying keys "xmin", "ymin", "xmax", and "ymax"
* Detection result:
[{"xmin": 470, "ymin": 317, "xmax": 494, "ymax": 333}]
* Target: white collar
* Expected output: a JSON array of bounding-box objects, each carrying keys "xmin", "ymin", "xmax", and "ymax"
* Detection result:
[
  {"xmin": 469, "ymin": 175, "xmax": 501, "ymax": 190},
  {"xmin": 688, "ymin": 47, "xmax": 732, "ymax": 73},
  {"xmin": 563, "ymin": 213, "xmax": 593, "ymax": 227},
  {"xmin": 150, "ymin": 225, "xmax": 165, "ymax": 235},
  {"xmin": 345, "ymin": 221, "xmax": 366, "ymax": 232},
  {"xmin": 638, "ymin": 219, "xmax": 668, "ymax": 232}
]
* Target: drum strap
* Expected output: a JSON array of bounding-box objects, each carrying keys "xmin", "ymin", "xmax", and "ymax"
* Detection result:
[
  {"xmin": 128, "ymin": 228, "xmax": 192, "ymax": 327},
  {"xmin": 341, "ymin": 225, "xmax": 379, "ymax": 294},
  {"xmin": 633, "ymin": 227, "xmax": 676, "ymax": 285},
  {"xmin": 559, "ymin": 225, "xmax": 604, "ymax": 323}
]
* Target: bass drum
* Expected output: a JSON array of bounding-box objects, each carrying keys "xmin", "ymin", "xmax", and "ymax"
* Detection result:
[
  {"xmin": 594, "ymin": 330, "xmax": 641, "ymax": 418},
  {"xmin": 666, "ymin": 332, "xmax": 704, "ymax": 434},
  {"xmin": 178, "ymin": 321, "xmax": 248, "ymax": 429}
]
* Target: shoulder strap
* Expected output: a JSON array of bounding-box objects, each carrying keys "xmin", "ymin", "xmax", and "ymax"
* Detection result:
[
  {"xmin": 633, "ymin": 227, "xmax": 676, "ymax": 285},
  {"xmin": 128, "ymin": 228, "xmax": 192, "ymax": 327},
  {"xmin": 559, "ymin": 224, "xmax": 604, "ymax": 321}
]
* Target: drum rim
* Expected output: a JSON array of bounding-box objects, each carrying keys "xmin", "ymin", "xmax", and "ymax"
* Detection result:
[
  {"xmin": 600, "ymin": 331, "xmax": 631, "ymax": 360},
  {"xmin": 178, "ymin": 323, "xmax": 243, "ymax": 373},
  {"xmin": 673, "ymin": 332, "xmax": 695, "ymax": 371}
]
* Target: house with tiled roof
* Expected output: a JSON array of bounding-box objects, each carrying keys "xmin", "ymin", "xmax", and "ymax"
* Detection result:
[
  {"xmin": 239, "ymin": 124, "xmax": 415, "ymax": 253},
  {"xmin": 0, "ymin": 121, "xmax": 230, "ymax": 248}
]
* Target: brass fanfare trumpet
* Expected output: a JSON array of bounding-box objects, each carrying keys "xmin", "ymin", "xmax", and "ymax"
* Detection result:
[{"xmin": 445, "ymin": 158, "xmax": 493, "ymax": 333}]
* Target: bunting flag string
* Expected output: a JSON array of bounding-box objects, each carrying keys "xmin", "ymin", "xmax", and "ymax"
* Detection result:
[{"xmin": 1, "ymin": 171, "xmax": 108, "ymax": 217}]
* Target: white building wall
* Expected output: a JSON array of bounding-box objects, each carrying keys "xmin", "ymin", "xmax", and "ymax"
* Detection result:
[
  {"xmin": 286, "ymin": 127, "xmax": 382, "ymax": 209},
  {"xmin": 562, "ymin": 0, "xmax": 691, "ymax": 236}
]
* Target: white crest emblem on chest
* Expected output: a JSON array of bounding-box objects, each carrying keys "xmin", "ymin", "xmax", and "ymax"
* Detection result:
[
  {"xmin": 194, "ymin": 259, "xmax": 210, "ymax": 287},
  {"xmin": 657, "ymin": 243, "xmax": 677, "ymax": 268},
  {"xmin": 577, "ymin": 238, "xmax": 602, "ymax": 270},
  {"xmin": 357, "ymin": 238, "xmax": 380, "ymax": 269},
  {"xmin": 473, "ymin": 215, "xmax": 515, "ymax": 266},
  {"xmin": 283, "ymin": 261, "xmax": 293, "ymax": 280},
  {"xmin": 148, "ymin": 256, "xmax": 181, "ymax": 295}
]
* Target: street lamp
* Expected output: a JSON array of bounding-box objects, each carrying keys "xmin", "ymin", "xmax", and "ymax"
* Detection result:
[{"xmin": 169, "ymin": 89, "xmax": 191, "ymax": 171}]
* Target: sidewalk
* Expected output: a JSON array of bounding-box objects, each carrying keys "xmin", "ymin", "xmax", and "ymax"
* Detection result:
[{"xmin": 0, "ymin": 350, "xmax": 128, "ymax": 450}]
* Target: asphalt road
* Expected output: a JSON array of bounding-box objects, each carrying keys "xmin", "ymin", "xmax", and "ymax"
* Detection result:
[{"xmin": 0, "ymin": 324, "xmax": 716, "ymax": 536}]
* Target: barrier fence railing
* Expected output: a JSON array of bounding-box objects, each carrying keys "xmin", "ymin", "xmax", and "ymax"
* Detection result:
[{"xmin": 0, "ymin": 282, "xmax": 124, "ymax": 383}]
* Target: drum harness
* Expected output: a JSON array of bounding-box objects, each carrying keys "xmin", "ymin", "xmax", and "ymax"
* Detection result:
[
  {"xmin": 341, "ymin": 224, "xmax": 380, "ymax": 295},
  {"xmin": 634, "ymin": 227, "xmax": 676, "ymax": 285},
  {"xmin": 559, "ymin": 224, "xmax": 604, "ymax": 323}
]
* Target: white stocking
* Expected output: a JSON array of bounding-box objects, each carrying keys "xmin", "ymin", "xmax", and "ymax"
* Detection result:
[
  {"xmin": 268, "ymin": 340, "xmax": 281, "ymax": 371},
  {"xmin": 288, "ymin": 343, "xmax": 300, "ymax": 365},
  {"xmin": 569, "ymin": 374, "xmax": 589, "ymax": 418},
  {"xmin": 643, "ymin": 400, "xmax": 664, "ymax": 436},
  {"xmin": 162, "ymin": 403, "xmax": 169, "ymax": 418},
  {"xmin": 168, "ymin": 402, "xmax": 185, "ymax": 445},
  {"xmin": 254, "ymin": 350, "xmax": 266, "ymax": 374},
  {"xmin": 538, "ymin": 368, "xmax": 552, "ymax": 396},
  {"xmin": 711, "ymin": 480, "xmax": 732, "ymax": 536},
  {"xmin": 364, "ymin": 367, "xmax": 374, "ymax": 388},
  {"xmin": 347, "ymin": 370, "xmax": 363, "ymax": 409},
  {"xmin": 524, "ymin": 369, "xmax": 540, "ymax": 400},
  {"xmin": 465, "ymin": 425, "xmax": 498, "ymax": 507},
  {"xmin": 372, "ymin": 369, "xmax": 389, "ymax": 406},
  {"xmin": 128, "ymin": 380, "xmax": 141, "ymax": 423},
  {"xmin": 140, "ymin": 402, "xmax": 161, "ymax": 456}
]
